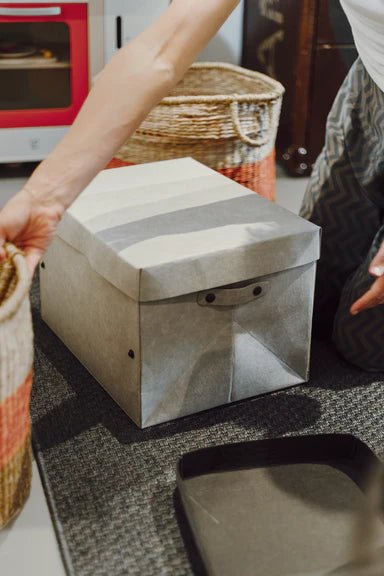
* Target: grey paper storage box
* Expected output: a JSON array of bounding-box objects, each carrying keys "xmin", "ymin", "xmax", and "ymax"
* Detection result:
[{"xmin": 40, "ymin": 158, "xmax": 320, "ymax": 428}]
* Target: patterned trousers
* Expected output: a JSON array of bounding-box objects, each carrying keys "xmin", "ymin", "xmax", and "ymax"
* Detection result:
[{"xmin": 300, "ymin": 58, "xmax": 384, "ymax": 371}]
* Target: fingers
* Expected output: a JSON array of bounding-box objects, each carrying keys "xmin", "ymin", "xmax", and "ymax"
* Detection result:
[
  {"xmin": 0, "ymin": 213, "xmax": 5, "ymax": 261},
  {"xmin": 369, "ymin": 241, "xmax": 384, "ymax": 278},
  {"xmin": 350, "ymin": 240, "xmax": 384, "ymax": 315},
  {"xmin": 0, "ymin": 200, "xmax": 14, "ymax": 261},
  {"xmin": 0, "ymin": 241, "xmax": 42, "ymax": 278},
  {"xmin": 350, "ymin": 275, "xmax": 384, "ymax": 315},
  {"xmin": 0, "ymin": 225, "xmax": 6, "ymax": 262},
  {"xmin": 25, "ymin": 249, "xmax": 43, "ymax": 279}
]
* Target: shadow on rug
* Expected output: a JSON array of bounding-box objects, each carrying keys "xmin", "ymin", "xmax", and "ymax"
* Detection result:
[{"xmin": 30, "ymin": 279, "xmax": 384, "ymax": 576}]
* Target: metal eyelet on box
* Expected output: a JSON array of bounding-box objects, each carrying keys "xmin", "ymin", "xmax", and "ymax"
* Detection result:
[
  {"xmin": 205, "ymin": 293, "xmax": 216, "ymax": 304},
  {"xmin": 253, "ymin": 286, "xmax": 262, "ymax": 296}
]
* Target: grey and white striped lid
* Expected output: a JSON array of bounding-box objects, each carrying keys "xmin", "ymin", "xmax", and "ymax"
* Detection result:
[{"xmin": 58, "ymin": 158, "xmax": 320, "ymax": 302}]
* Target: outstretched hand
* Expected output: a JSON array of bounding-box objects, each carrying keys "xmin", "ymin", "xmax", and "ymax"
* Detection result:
[
  {"xmin": 0, "ymin": 188, "xmax": 63, "ymax": 277},
  {"xmin": 351, "ymin": 241, "xmax": 384, "ymax": 315}
]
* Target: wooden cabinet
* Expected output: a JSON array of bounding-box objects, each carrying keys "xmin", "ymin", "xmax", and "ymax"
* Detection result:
[{"xmin": 242, "ymin": 0, "xmax": 358, "ymax": 175}]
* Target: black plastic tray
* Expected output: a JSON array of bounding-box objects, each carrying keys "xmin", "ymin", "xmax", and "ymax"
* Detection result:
[{"xmin": 177, "ymin": 434, "xmax": 384, "ymax": 576}]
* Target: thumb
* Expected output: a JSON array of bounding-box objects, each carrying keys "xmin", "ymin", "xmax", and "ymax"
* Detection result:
[
  {"xmin": 0, "ymin": 234, "xmax": 6, "ymax": 263},
  {"xmin": 25, "ymin": 249, "xmax": 43, "ymax": 279},
  {"xmin": 369, "ymin": 241, "xmax": 384, "ymax": 278}
]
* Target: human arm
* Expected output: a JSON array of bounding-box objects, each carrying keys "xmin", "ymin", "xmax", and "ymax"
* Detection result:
[{"xmin": 0, "ymin": 0, "xmax": 240, "ymax": 273}]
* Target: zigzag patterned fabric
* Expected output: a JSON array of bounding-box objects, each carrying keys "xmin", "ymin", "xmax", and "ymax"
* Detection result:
[
  {"xmin": 0, "ymin": 245, "xmax": 33, "ymax": 528},
  {"xmin": 300, "ymin": 58, "xmax": 384, "ymax": 371}
]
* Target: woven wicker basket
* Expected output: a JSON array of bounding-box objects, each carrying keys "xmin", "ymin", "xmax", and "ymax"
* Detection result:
[
  {"xmin": 107, "ymin": 62, "xmax": 284, "ymax": 201},
  {"xmin": 0, "ymin": 244, "xmax": 33, "ymax": 528}
]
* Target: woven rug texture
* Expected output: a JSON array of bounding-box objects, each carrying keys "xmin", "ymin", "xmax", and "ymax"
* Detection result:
[{"xmin": 30, "ymin": 279, "xmax": 384, "ymax": 576}]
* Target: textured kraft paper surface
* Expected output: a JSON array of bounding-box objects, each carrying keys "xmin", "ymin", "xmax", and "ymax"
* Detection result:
[
  {"xmin": 41, "ymin": 234, "xmax": 316, "ymax": 427},
  {"xmin": 57, "ymin": 157, "xmax": 320, "ymax": 302},
  {"xmin": 41, "ymin": 158, "xmax": 320, "ymax": 427},
  {"xmin": 180, "ymin": 464, "xmax": 384, "ymax": 576}
]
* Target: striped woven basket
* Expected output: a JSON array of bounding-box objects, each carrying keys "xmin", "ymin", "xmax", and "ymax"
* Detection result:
[
  {"xmin": 107, "ymin": 62, "xmax": 284, "ymax": 201},
  {"xmin": 0, "ymin": 244, "xmax": 33, "ymax": 528}
]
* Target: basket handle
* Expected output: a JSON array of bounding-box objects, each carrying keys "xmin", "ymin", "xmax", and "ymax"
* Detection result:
[
  {"xmin": 230, "ymin": 101, "xmax": 272, "ymax": 147},
  {"xmin": 0, "ymin": 243, "xmax": 30, "ymax": 323}
]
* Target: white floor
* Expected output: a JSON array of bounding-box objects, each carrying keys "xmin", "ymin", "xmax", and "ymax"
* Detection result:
[{"xmin": 0, "ymin": 163, "xmax": 309, "ymax": 576}]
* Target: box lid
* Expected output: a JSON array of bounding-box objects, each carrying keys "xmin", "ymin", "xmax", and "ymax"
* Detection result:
[
  {"xmin": 58, "ymin": 158, "xmax": 320, "ymax": 302},
  {"xmin": 177, "ymin": 434, "xmax": 384, "ymax": 576}
]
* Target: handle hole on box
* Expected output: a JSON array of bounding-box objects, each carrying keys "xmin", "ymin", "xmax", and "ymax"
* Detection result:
[
  {"xmin": 205, "ymin": 293, "xmax": 216, "ymax": 304},
  {"xmin": 128, "ymin": 349, "xmax": 135, "ymax": 359},
  {"xmin": 253, "ymin": 286, "xmax": 262, "ymax": 296},
  {"xmin": 41, "ymin": 261, "xmax": 45, "ymax": 269}
]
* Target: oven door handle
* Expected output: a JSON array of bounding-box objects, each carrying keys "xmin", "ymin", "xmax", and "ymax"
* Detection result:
[{"xmin": 0, "ymin": 7, "xmax": 62, "ymax": 17}]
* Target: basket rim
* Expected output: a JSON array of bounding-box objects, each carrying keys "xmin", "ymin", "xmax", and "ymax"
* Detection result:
[
  {"xmin": 161, "ymin": 62, "xmax": 285, "ymax": 105},
  {"xmin": 0, "ymin": 243, "xmax": 30, "ymax": 322}
]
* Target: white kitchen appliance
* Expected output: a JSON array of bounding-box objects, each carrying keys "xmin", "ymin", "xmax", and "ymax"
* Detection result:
[
  {"xmin": 102, "ymin": 0, "xmax": 244, "ymax": 66},
  {"xmin": 0, "ymin": 0, "xmax": 245, "ymax": 163},
  {"xmin": 103, "ymin": 0, "xmax": 169, "ymax": 64}
]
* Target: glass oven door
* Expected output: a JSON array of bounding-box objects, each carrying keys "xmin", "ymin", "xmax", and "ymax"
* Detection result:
[{"xmin": 0, "ymin": 3, "xmax": 88, "ymax": 128}]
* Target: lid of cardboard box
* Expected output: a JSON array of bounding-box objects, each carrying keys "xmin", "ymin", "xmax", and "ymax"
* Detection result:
[
  {"xmin": 58, "ymin": 158, "xmax": 320, "ymax": 302},
  {"xmin": 177, "ymin": 434, "xmax": 384, "ymax": 576}
]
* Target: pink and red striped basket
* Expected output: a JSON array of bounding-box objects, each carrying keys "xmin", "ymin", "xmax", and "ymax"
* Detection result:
[
  {"xmin": 0, "ymin": 244, "xmax": 33, "ymax": 528},
  {"xmin": 106, "ymin": 63, "xmax": 284, "ymax": 201}
]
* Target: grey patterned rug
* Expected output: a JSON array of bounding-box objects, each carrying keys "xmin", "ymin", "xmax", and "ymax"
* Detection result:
[{"xmin": 30, "ymin": 278, "xmax": 384, "ymax": 576}]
